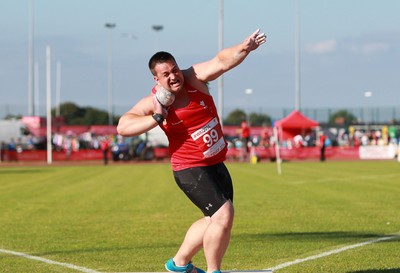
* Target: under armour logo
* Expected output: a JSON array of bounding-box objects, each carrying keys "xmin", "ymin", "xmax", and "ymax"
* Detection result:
[{"xmin": 205, "ymin": 203, "xmax": 213, "ymax": 211}]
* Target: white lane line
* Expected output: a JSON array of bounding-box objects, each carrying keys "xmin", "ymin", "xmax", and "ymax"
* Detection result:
[
  {"xmin": 266, "ymin": 233, "xmax": 400, "ymax": 271},
  {"xmin": 0, "ymin": 248, "xmax": 101, "ymax": 273},
  {"xmin": 1, "ymin": 234, "xmax": 398, "ymax": 273}
]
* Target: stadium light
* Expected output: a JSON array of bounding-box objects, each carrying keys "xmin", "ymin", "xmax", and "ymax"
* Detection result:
[
  {"xmin": 364, "ymin": 91, "xmax": 373, "ymax": 98},
  {"xmin": 245, "ymin": 88, "xmax": 253, "ymax": 124},
  {"xmin": 364, "ymin": 91, "xmax": 373, "ymax": 124},
  {"xmin": 46, "ymin": 46, "xmax": 52, "ymax": 164},
  {"xmin": 218, "ymin": 0, "xmax": 224, "ymax": 127},
  {"xmin": 295, "ymin": 0, "xmax": 301, "ymax": 111},
  {"xmin": 105, "ymin": 23, "xmax": 116, "ymax": 125},
  {"xmin": 152, "ymin": 25, "xmax": 163, "ymax": 51},
  {"xmin": 28, "ymin": 0, "xmax": 35, "ymax": 116}
]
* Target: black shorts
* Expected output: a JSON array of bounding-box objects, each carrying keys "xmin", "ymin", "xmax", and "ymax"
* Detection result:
[{"xmin": 173, "ymin": 163, "xmax": 233, "ymax": 217}]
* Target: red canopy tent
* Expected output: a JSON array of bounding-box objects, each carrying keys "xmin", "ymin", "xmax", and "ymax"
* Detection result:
[{"xmin": 274, "ymin": 110, "xmax": 319, "ymax": 140}]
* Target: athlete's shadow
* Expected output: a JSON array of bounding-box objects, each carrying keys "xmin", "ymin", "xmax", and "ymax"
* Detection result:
[
  {"xmin": 348, "ymin": 269, "xmax": 400, "ymax": 273},
  {"xmin": 234, "ymin": 231, "xmax": 387, "ymax": 241},
  {"xmin": 0, "ymin": 169, "xmax": 53, "ymax": 175}
]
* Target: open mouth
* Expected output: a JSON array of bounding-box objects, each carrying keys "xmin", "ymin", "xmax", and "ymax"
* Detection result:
[{"xmin": 170, "ymin": 80, "xmax": 181, "ymax": 89}]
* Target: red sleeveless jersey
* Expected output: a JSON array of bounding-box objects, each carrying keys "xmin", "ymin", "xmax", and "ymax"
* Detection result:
[{"xmin": 152, "ymin": 85, "xmax": 227, "ymax": 171}]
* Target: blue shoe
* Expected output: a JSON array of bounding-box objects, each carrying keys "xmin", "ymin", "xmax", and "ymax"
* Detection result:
[
  {"xmin": 212, "ymin": 271, "xmax": 221, "ymax": 273},
  {"xmin": 165, "ymin": 258, "xmax": 205, "ymax": 273}
]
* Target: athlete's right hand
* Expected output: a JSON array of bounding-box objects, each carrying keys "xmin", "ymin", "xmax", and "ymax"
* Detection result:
[{"xmin": 152, "ymin": 94, "xmax": 168, "ymax": 118}]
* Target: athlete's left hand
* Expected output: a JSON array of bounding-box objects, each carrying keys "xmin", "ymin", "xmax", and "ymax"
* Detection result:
[{"xmin": 243, "ymin": 29, "xmax": 267, "ymax": 52}]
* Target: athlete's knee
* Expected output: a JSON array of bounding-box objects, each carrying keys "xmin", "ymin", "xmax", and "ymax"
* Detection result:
[{"xmin": 212, "ymin": 201, "xmax": 234, "ymax": 230}]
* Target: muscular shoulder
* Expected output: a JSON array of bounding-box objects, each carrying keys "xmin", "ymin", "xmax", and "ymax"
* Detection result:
[{"xmin": 182, "ymin": 67, "xmax": 210, "ymax": 95}]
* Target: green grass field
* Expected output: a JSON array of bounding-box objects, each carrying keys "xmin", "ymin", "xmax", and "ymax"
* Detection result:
[{"xmin": 0, "ymin": 161, "xmax": 399, "ymax": 273}]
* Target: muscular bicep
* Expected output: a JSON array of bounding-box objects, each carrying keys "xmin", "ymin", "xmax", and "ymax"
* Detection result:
[
  {"xmin": 117, "ymin": 95, "xmax": 157, "ymax": 136},
  {"xmin": 191, "ymin": 42, "xmax": 249, "ymax": 83},
  {"xmin": 191, "ymin": 57, "xmax": 226, "ymax": 83}
]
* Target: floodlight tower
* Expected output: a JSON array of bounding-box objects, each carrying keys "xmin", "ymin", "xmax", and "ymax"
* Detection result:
[
  {"xmin": 105, "ymin": 22, "xmax": 116, "ymax": 125},
  {"xmin": 364, "ymin": 91, "xmax": 373, "ymax": 125},
  {"xmin": 152, "ymin": 25, "xmax": 164, "ymax": 51},
  {"xmin": 294, "ymin": 0, "xmax": 301, "ymax": 111},
  {"xmin": 28, "ymin": 0, "xmax": 35, "ymax": 116},
  {"xmin": 218, "ymin": 0, "xmax": 224, "ymax": 126},
  {"xmin": 244, "ymin": 88, "xmax": 253, "ymax": 124}
]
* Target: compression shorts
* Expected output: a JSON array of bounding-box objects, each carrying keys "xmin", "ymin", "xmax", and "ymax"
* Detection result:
[{"xmin": 173, "ymin": 163, "xmax": 233, "ymax": 217}]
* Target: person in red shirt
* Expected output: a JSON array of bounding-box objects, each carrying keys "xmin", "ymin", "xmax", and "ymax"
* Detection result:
[
  {"xmin": 100, "ymin": 137, "xmax": 110, "ymax": 165},
  {"xmin": 117, "ymin": 29, "xmax": 266, "ymax": 273},
  {"xmin": 240, "ymin": 120, "xmax": 250, "ymax": 155},
  {"xmin": 319, "ymin": 132, "xmax": 326, "ymax": 161},
  {"xmin": 260, "ymin": 123, "xmax": 270, "ymax": 147}
]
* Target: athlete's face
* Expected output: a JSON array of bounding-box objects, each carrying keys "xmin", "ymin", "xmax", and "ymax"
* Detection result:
[{"xmin": 154, "ymin": 60, "xmax": 184, "ymax": 93}]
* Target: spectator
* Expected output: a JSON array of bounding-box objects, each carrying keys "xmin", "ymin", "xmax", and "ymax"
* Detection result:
[
  {"xmin": 240, "ymin": 120, "xmax": 250, "ymax": 155},
  {"xmin": 100, "ymin": 137, "xmax": 110, "ymax": 165},
  {"xmin": 319, "ymin": 132, "xmax": 326, "ymax": 161}
]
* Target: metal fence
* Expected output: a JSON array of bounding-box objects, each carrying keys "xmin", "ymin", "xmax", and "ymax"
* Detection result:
[
  {"xmin": 1, "ymin": 103, "xmax": 399, "ymax": 124},
  {"xmin": 237, "ymin": 106, "xmax": 400, "ymax": 124}
]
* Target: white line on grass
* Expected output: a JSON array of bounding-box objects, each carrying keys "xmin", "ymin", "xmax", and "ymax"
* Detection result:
[
  {"xmin": 1, "ymin": 233, "xmax": 398, "ymax": 273},
  {"xmin": 266, "ymin": 233, "xmax": 400, "ymax": 272},
  {"xmin": 0, "ymin": 248, "xmax": 101, "ymax": 273}
]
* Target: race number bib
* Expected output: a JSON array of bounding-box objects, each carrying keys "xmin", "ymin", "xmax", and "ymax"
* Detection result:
[{"xmin": 190, "ymin": 117, "xmax": 226, "ymax": 158}]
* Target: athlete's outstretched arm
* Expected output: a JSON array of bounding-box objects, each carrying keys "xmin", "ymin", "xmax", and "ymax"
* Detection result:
[{"xmin": 193, "ymin": 29, "xmax": 267, "ymax": 82}]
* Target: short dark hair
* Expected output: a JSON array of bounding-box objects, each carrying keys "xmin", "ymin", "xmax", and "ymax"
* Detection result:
[{"xmin": 148, "ymin": 51, "xmax": 176, "ymax": 76}]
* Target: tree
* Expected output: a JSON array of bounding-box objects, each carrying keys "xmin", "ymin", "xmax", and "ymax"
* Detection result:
[
  {"xmin": 329, "ymin": 109, "xmax": 358, "ymax": 126},
  {"xmin": 83, "ymin": 107, "xmax": 109, "ymax": 125},
  {"xmin": 249, "ymin": 112, "xmax": 272, "ymax": 126},
  {"xmin": 224, "ymin": 109, "xmax": 272, "ymax": 126},
  {"xmin": 4, "ymin": 114, "xmax": 22, "ymax": 120},
  {"xmin": 51, "ymin": 102, "xmax": 115, "ymax": 125},
  {"xmin": 224, "ymin": 109, "xmax": 246, "ymax": 125}
]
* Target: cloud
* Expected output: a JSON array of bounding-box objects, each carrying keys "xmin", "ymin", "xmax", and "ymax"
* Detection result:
[
  {"xmin": 361, "ymin": 42, "xmax": 391, "ymax": 54},
  {"xmin": 305, "ymin": 40, "xmax": 337, "ymax": 54},
  {"xmin": 307, "ymin": 38, "xmax": 392, "ymax": 57},
  {"xmin": 346, "ymin": 41, "xmax": 391, "ymax": 55},
  {"xmin": 342, "ymin": 30, "xmax": 397, "ymax": 55}
]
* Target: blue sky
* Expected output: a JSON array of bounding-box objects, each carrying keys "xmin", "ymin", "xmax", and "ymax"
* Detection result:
[{"xmin": 1, "ymin": 0, "xmax": 399, "ymax": 117}]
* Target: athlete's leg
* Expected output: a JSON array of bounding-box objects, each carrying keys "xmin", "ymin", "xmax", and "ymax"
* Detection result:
[
  {"xmin": 172, "ymin": 217, "xmax": 209, "ymax": 266},
  {"xmin": 171, "ymin": 163, "xmax": 234, "ymax": 271},
  {"xmin": 203, "ymin": 200, "xmax": 234, "ymax": 273}
]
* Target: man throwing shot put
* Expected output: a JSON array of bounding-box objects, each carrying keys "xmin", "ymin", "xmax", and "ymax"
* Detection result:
[{"xmin": 117, "ymin": 29, "xmax": 267, "ymax": 273}]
